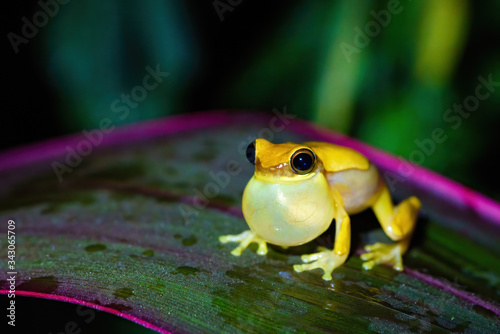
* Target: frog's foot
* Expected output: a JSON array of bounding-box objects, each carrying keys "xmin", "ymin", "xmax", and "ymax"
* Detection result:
[
  {"xmin": 361, "ymin": 241, "xmax": 406, "ymax": 271},
  {"xmin": 293, "ymin": 247, "xmax": 348, "ymax": 281},
  {"xmin": 219, "ymin": 230, "xmax": 268, "ymax": 256}
]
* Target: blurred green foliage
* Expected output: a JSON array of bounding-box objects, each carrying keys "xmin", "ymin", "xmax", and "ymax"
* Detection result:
[
  {"xmin": 41, "ymin": 0, "xmax": 500, "ymax": 199},
  {"xmin": 43, "ymin": 0, "xmax": 198, "ymax": 129}
]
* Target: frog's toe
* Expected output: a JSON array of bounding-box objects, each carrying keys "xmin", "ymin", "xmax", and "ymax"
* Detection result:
[
  {"xmin": 361, "ymin": 242, "xmax": 404, "ymax": 271},
  {"xmin": 321, "ymin": 271, "xmax": 333, "ymax": 281},
  {"xmin": 294, "ymin": 261, "xmax": 333, "ymax": 280},
  {"xmin": 256, "ymin": 241, "xmax": 268, "ymax": 255},
  {"xmin": 293, "ymin": 264, "xmax": 305, "ymax": 277},
  {"xmin": 363, "ymin": 242, "xmax": 384, "ymax": 252},
  {"xmin": 300, "ymin": 253, "xmax": 321, "ymax": 263},
  {"xmin": 300, "ymin": 247, "xmax": 329, "ymax": 263},
  {"xmin": 219, "ymin": 235, "xmax": 231, "ymax": 243},
  {"xmin": 219, "ymin": 230, "xmax": 251, "ymax": 244},
  {"xmin": 294, "ymin": 250, "xmax": 347, "ymax": 281},
  {"xmin": 230, "ymin": 245, "xmax": 246, "ymax": 256},
  {"xmin": 220, "ymin": 230, "xmax": 268, "ymax": 256}
]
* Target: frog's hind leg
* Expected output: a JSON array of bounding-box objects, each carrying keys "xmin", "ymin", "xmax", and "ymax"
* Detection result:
[{"xmin": 361, "ymin": 184, "xmax": 421, "ymax": 271}]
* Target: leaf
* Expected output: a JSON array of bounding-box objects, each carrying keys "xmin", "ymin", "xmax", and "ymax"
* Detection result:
[{"xmin": 1, "ymin": 110, "xmax": 499, "ymax": 333}]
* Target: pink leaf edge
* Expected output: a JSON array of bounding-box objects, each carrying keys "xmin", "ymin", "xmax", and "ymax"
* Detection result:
[
  {"xmin": 0, "ymin": 289, "xmax": 172, "ymax": 334},
  {"xmin": 1, "ymin": 109, "xmax": 498, "ymax": 225}
]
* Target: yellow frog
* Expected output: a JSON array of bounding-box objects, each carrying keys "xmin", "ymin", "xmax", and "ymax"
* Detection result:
[{"xmin": 220, "ymin": 139, "xmax": 421, "ymax": 280}]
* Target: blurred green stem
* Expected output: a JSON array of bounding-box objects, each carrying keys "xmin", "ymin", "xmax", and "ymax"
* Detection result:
[{"xmin": 313, "ymin": 1, "xmax": 372, "ymax": 132}]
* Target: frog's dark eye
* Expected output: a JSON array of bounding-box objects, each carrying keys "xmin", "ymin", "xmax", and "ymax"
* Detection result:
[
  {"xmin": 290, "ymin": 149, "xmax": 315, "ymax": 174},
  {"xmin": 246, "ymin": 141, "xmax": 256, "ymax": 165}
]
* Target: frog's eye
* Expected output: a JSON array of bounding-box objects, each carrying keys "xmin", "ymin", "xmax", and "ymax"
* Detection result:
[
  {"xmin": 290, "ymin": 149, "xmax": 316, "ymax": 174},
  {"xmin": 246, "ymin": 141, "xmax": 256, "ymax": 165}
]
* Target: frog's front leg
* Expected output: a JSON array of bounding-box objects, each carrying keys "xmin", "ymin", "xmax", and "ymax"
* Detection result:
[
  {"xmin": 361, "ymin": 184, "xmax": 421, "ymax": 271},
  {"xmin": 219, "ymin": 230, "xmax": 268, "ymax": 256},
  {"xmin": 294, "ymin": 191, "xmax": 350, "ymax": 280}
]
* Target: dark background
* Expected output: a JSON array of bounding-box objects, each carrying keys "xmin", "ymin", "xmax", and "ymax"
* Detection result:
[
  {"xmin": 3, "ymin": 1, "xmax": 500, "ymax": 209},
  {"xmin": 4, "ymin": 1, "xmax": 291, "ymax": 149}
]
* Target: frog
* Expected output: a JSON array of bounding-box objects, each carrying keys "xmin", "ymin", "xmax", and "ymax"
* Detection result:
[{"xmin": 219, "ymin": 138, "xmax": 421, "ymax": 280}]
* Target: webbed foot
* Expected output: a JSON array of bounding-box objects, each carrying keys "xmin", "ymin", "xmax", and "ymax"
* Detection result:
[
  {"xmin": 293, "ymin": 247, "xmax": 348, "ymax": 280},
  {"xmin": 219, "ymin": 230, "xmax": 268, "ymax": 256}
]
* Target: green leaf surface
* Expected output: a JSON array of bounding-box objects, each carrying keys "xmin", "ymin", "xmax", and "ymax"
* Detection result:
[{"xmin": 1, "ymin": 111, "xmax": 499, "ymax": 333}]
